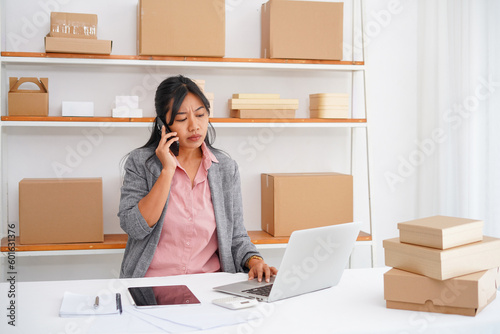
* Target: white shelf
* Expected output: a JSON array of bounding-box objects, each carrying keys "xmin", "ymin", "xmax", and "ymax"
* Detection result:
[
  {"xmin": 0, "ymin": 120, "xmax": 367, "ymax": 129},
  {"xmin": 0, "ymin": 55, "xmax": 365, "ymax": 71},
  {"xmin": 0, "ymin": 249, "xmax": 125, "ymax": 257}
]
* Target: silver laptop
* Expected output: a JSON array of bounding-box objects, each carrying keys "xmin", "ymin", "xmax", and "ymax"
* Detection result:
[{"xmin": 213, "ymin": 222, "xmax": 361, "ymax": 302}]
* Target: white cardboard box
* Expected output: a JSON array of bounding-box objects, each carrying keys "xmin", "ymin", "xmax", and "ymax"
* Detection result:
[{"xmin": 62, "ymin": 101, "xmax": 94, "ymax": 117}]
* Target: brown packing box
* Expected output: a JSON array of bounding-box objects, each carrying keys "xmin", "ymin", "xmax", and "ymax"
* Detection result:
[
  {"xmin": 230, "ymin": 109, "xmax": 295, "ymax": 119},
  {"xmin": 383, "ymin": 236, "xmax": 500, "ymax": 280},
  {"xmin": 45, "ymin": 35, "xmax": 112, "ymax": 54},
  {"xmin": 49, "ymin": 12, "xmax": 98, "ymax": 39},
  {"xmin": 261, "ymin": 0, "xmax": 343, "ymax": 60},
  {"xmin": 8, "ymin": 77, "xmax": 49, "ymax": 116},
  {"xmin": 310, "ymin": 109, "xmax": 350, "ymax": 119},
  {"xmin": 261, "ymin": 173, "xmax": 353, "ymax": 237},
  {"xmin": 398, "ymin": 215, "xmax": 483, "ymax": 249},
  {"xmin": 19, "ymin": 178, "xmax": 104, "ymax": 244},
  {"xmin": 384, "ymin": 268, "xmax": 500, "ymax": 316},
  {"xmin": 309, "ymin": 93, "xmax": 349, "ymax": 108},
  {"xmin": 137, "ymin": 0, "xmax": 225, "ymax": 57}
]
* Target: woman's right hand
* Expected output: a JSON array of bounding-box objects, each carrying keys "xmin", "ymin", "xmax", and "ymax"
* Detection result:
[{"xmin": 155, "ymin": 125, "xmax": 178, "ymax": 172}]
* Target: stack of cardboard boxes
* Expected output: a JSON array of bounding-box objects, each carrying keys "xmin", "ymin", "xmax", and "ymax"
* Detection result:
[
  {"xmin": 309, "ymin": 93, "xmax": 350, "ymax": 119},
  {"xmin": 45, "ymin": 12, "xmax": 112, "ymax": 54},
  {"xmin": 229, "ymin": 94, "xmax": 299, "ymax": 119},
  {"xmin": 383, "ymin": 215, "xmax": 500, "ymax": 316}
]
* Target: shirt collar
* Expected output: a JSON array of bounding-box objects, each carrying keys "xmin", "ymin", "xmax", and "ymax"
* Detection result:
[{"xmin": 200, "ymin": 142, "xmax": 218, "ymax": 171}]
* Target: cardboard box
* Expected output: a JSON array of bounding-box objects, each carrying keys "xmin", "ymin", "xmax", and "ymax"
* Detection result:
[
  {"xmin": 50, "ymin": 12, "xmax": 98, "ymax": 39},
  {"xmin": 310, "ymin": 108, "xmax": 349, "ymax": 119},
  {"xmin": 45, "ymin": 35, "xmax": 112, "ymax": 54},
  {"xmin": 261, "ymin": 0, "xmax": 343, "ymax": 60},
  {"xmin": 112, "ymin": 107, "xmax": 143, "ymax": 118},
  {"xmin": 230, "ymin": 109, "xmax": 295, "ymax": 119},
  {"xmin": 19, "ymin": 178, "xmax": 104, "ymax": 244},
  {"xmin": 8, "ymin": 77, "xmax": 49, "ymax": 116},
  {"xmin": 62, "ymin": 101, "xmax": 94, "ymax": 117},
  {"xmin": 309, "ymin": 93, "xmax": 349, "ymax": 108},
  {"xmin": 384, "ymin": 268, "xmax": 499, "ymax": 316},
  {"xmin": 398, "ymin": 215, "xmax": 483, "ymax": 249},
  {"xmin": 383, "ymin": 236, "xmax": 500, "ymax": 280},
  {"xmin": 261, "ymin": 173, "xmax": 353, "ymax": 236},
  {"xmin": 137, "ymin": 0, "xmax": 225, "ymax": 57}
]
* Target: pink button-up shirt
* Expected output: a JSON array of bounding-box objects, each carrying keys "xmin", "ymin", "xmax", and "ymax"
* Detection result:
[{"xmin": 145, "ymin": 143, "xmax": 221, "ymax": 277}]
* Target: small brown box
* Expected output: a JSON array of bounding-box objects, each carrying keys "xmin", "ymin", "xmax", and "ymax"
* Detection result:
[
  {"xmin": 19, "ymin": 178, "xmax": 104, "ymax": 244},
  {"xmin": 137, "ymin": 0, "xmax": 225, "ymax": 57},
  {"xmin": 8, "ymin": 77, "xmax": 49, "ymax": 116},
  {"xmin": 261, "ymin": 173, "xmax": 353, "ymax": 237},
  {"xmin": 49, "ymin": 12, "xmax": 98, "ymax": 39},
  {"xmin": 398, "ymin": 215, "xmax": 483, "ymax": 249},
  {"xmin": 45, "ymin": 35, "xmax": 112, "ymax": 54},
  {"xmin": 384, "ymin": 268, "xmax": 500, "ymax": 316},
  {"xmin": 383, "ymin": 236, "xmax": 500, "ymax": 280},
  {"xmin": 261, "ymin": 0, "xmax": 343, "ymax": 60}
]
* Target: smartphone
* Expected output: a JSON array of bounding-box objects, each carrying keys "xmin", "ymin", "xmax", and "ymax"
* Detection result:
[{"xmin": 157, "ymin": 117, "xmax": 179, "ymax": 156}]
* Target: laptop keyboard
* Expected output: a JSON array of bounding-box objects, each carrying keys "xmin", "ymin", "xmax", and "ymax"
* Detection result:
[{"xmin": 242, "ymin": 284, "xmax": 273, "ymax": 297}]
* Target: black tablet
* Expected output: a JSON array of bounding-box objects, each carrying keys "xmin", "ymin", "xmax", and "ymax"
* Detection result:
[{"xmin": 127, "ymin": 285, "xmax": 201, "ymax": 308}]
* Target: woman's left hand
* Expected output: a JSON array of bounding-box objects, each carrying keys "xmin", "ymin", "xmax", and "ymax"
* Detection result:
[{"xmin": 247, "ymin": 258, "xmax": 278, "ymax": 283}]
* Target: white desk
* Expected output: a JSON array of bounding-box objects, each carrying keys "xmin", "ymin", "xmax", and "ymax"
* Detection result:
[{"xmin": 1, "ymin": 268, "xmax": 499, "ymax": 334}]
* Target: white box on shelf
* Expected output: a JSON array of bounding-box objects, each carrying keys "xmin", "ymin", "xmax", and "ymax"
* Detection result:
[
  {"xmin": 62, "ymin": 101, "xmax": 94, "ymax": 117},
  {"xmin": 115, "ymin": 96, "xmax": 139, "ymax": 109},
  {"xmin": 112, "ymin": 107, "xmax": 143, "ymax": 118}
]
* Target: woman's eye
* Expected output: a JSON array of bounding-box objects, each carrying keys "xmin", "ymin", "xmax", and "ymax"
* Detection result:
[{"xmin": 176, "ymin": 118, "xmax": 187, "ymax": 122}]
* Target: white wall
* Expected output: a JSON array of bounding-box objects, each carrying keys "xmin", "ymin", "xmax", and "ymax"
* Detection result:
[
  {"xmin": 363, "ymin": 0, "xmax": 418, "ymax": 265},
  {"xmin": 1, "ymin": 0, "xmax": 419, "ymax": 280}
]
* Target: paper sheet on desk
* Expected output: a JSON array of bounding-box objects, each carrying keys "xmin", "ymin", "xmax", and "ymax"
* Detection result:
[{"xmin": 89, "ymin": 304, "xmax": 264, "ymax": 333}]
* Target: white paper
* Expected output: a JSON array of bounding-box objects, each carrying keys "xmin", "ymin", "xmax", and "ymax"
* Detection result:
[{"xmin": 59, "ymin": 292, "xmax": 120, "ymax": 317}]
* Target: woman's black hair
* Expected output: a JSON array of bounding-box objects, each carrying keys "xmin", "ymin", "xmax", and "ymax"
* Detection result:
[{"xmin": 141, "ymin": 75, "xmax": 216, "ymax": 150}]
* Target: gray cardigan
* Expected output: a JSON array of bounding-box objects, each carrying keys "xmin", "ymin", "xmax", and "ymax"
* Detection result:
[{"xmin": 118, "ymin": 146, "xmax": 261, "ymax": 278}]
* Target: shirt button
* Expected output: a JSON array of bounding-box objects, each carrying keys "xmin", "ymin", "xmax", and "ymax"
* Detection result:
[{"xmin": 186, "ymin": 242, "xmax": 190, "ymax": 246}]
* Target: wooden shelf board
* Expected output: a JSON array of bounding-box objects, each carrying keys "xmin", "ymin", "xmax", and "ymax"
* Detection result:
[
  {"xmin": 1, "ymin": 234, "xmax": 128, "ymax": 252},
  {"xmin": 1, "ymin": 52, "xmax": 364, "ymax": 66},
  {"xmin": 1, "ymin": 116, "xmax": 366, "ymax": 124},
  {"xmin": 1, "ymin": 231, "xmax": 372, "ymax": 252},
  {"xmin": 248, "ymin": 230, "xmax": 372, "ymax": 244}
]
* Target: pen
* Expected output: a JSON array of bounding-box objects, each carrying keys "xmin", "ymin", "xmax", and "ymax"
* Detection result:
[
  {"xmin": 93, "ymin": 296, "xmax": 99, "ymax": 309},
  {"xmin": 116, "ymin": 293, "xmax": 122, "ymax": 314}
]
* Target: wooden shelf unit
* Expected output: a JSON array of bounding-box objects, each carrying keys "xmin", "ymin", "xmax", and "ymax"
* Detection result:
[
  {"xmin": 1, "ymin": 116, "xmax": 367, "ymax": 124},
  {"xmin": 0, "ymin": 51, "xmax": 364, "ymax": 66},
  {"xmin": 1, "ymin": 231, "xmax": 372, "ymax": 253}
]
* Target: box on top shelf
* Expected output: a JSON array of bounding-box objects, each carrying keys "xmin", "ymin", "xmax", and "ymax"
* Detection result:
[
  {"xmin": 45, "ymin": 36, "xmax": 112, "ymax": 54},
  {"xmin": 383, "ymin": 236, "xmax": 500, "ymax": 280},
  {"xmin": 261, "ymin": 0, "xmax": 343, "ymax": 60},
  {"xmin": 45, "ymin": 11, "xmax": 112, "ymax": 54},
  {"xmin": 49, "ymin": 12, "xmax": 98, "ymax": 39},
  {"xmin": 384, "ymin": 267, "xmax": 500, "ymax": 317},
  {"xmin": 8, "ymin": 77, "xmax": 49, "ymax": 117},
  {"xmin": 261, "ymin": 173, "xmax": 353, "ymax": 237},
  {"xmin": 137, "ymin": 0, "xmax": 225, "ymax": 57},
  {"xmin": 19, "ymin": 178, "xmax": 104, "ymax": 245},
  {"xmin": 398, "ymin": 215, "xmax": 483, "ymax": 249}
]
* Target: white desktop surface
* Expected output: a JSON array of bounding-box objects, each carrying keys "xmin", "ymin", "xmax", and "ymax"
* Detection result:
[{"xmin": 1, "ymin": 267, "xmax": 499, "ymax": 334}]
